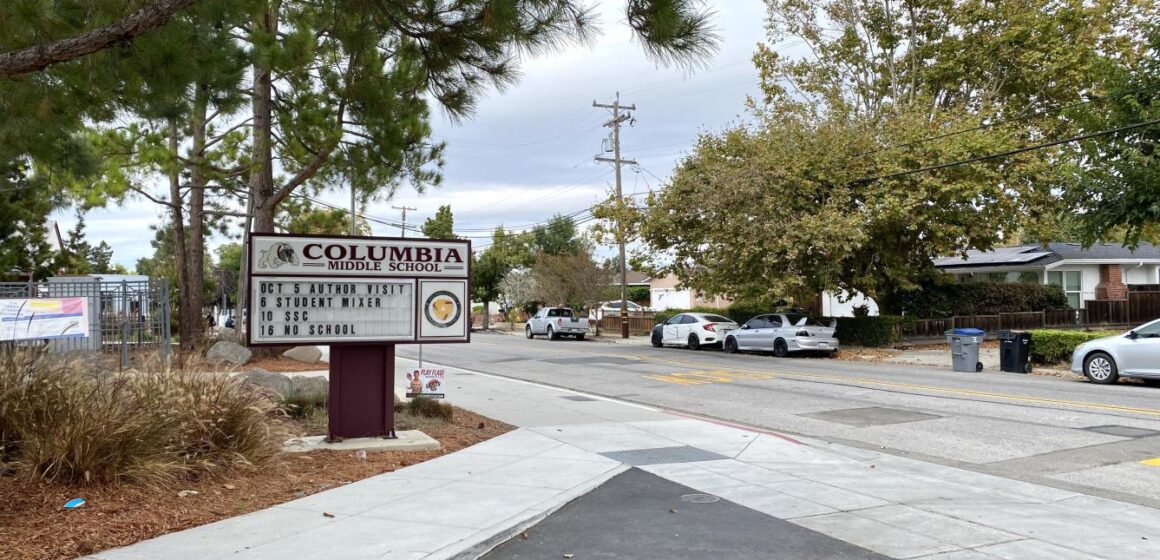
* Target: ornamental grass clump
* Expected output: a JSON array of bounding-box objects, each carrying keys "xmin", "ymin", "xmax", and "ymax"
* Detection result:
[{"xmin": 0, "ymin": 346, "xmax": 279, "ymax": 485}]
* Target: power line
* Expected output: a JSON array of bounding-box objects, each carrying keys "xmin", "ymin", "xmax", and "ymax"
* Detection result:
[
  {"xmin": 854, "ymin": 116, "xmax": 1160, "ymax": 184},
  {"xmin": 856, "ymin": 83, "xmax": 1160, "ymax": 159}
]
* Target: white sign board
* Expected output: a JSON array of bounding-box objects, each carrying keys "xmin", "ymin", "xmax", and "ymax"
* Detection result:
[
  {"xmin": 1, "ymin": 298, "xmax": 90, "ymax": 341},
  {"xmin": 246, "ymin": 234, "xmax": 470, "ymax": 346},
  {"xmin": 405, "ymin": 368, "xmax": 447, "ymax": 399}
]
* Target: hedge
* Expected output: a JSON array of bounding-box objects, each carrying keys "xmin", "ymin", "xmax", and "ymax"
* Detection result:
[
  {"xmin": 835, "ymin": 316, "xmax": 903, "ymax": 348},
  {"xmin": 901, "ymin": 280, "xmax": 1069, "ymax": 318},
  {"xmin": 653, "ymin": 302, "xmax": 781, "ymax": 327},
  {"xmin": 1028, "ymin": 329, "xmax": 1122, "ymax": 364}
]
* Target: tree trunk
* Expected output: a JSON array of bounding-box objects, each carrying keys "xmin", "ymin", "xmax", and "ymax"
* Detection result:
[
  {"xmin": 184, "ymin": 84, "xmax": 210, "ymax": 349},
  {"xmin": 167, "ymin": 118, "xmax": 199, "ymax": 350},
  {"xmin": 249, "ymin": 2, "xmax": 278, "ymax": 233},
  {"xmin": 481, "ymin": 300, "xmax": 490, "ymax": 331}
]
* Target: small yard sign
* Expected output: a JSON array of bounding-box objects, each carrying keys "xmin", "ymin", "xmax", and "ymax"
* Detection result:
[
  {"xmin": 405, "ymin": 368, "xmax": 447, "ymax": 399},
  {"xmin": 246, "ymin": 233, "xmax": 470, "ymax": 346}
]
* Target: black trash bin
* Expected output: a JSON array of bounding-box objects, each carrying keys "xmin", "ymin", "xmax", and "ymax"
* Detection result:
[{"xmin": 999, "ymin": 330, "xmax": 1033, "ymax": 373}]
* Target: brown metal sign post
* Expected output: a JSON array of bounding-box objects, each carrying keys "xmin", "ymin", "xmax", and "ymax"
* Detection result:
[{"xmin": 245, "ymin": 233, "xmax": 471, "ymax": 441}]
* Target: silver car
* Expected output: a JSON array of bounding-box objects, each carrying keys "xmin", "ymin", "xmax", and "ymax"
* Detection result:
[
  {"xmin": 724, "ymin": 313, "xmax": 838, "ymax": 357},
  {"xmin": 1070, "ymin": 318, "xmax": 1160, "ymax": 384}
]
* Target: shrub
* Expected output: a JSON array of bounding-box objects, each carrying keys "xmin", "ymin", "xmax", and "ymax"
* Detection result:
[
  {"xmin": 1028, "ymin": 329, "xmax": 1122, "ymax": 364},
  {"xmin": 0, "ymin": 347, "xmax": 279, "ymax": 485},
  {"xmin": 836, "ymin": 316, "xmax": 903, "ymax": 347},
  {"xmin": 901, "ymin": 279, "xmax": 1069, "ymax": 318},
  {"xmin": 406, "ymin": 396, "xmax": 453, "ymax": 420}
]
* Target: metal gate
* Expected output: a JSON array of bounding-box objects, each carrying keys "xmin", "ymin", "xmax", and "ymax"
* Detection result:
[{"xmin": 0, "ymin": 278, "xmax": 171, "ymax": 360}]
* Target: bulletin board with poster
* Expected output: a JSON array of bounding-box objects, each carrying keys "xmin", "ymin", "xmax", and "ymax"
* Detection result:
[{"xmin": 245, "ymin": 233, "xmax": 471, "ymax": 347}]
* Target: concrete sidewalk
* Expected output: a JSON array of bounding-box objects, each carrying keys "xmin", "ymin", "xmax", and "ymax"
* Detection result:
[{"xmin": 90, "ymin": 357, "xmax": 1160, "ymax": 560}]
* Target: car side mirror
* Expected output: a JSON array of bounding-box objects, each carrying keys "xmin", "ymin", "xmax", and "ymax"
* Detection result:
[
  {"xmin": 742, "ymin": 324, "xmax": 751, "ymax": 329},
  {"xmin": 828, "ymin": 319, "xmax": 838, "ymax": 328},
  {"xmin": 1128, "ymin": 330, "xmax": 1140, "ymax": 340}
]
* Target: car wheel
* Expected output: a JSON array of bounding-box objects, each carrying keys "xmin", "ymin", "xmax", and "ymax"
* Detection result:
[
  {"xmin": 1023, "ymin": 363, "xmax": 1033, "ymax": 374},
  {"xmin": 525, "ymin": 325, "xmax": 534, "ymax": 339},
  {"xmin": 687, "ymin": 333, "xmax": 701, "ymax": 351},
  {"xmin": 651, "ymin": 332, "xmax": 663, "ymax": 348},
  {"xmin": 772, "ymin": 338, "xmax": 788, "ymax": 358},
  {"xmin": 724, "ymin": 337, "xmax": 738, "ymax": 354},
  {"xmin": 547, "ymin": 326, "xmax": 558, "ymax": 341},
  {"xmin": 829, "ymin": 349, "xmax": 838, "ymax": 359},
  {"xmin": 577, "ymin": 334, "xmax": 586, "ymax": 341},
  {"xmin": 1084, "ymin": 352, "xmax": 1118, "ymax": 384}
]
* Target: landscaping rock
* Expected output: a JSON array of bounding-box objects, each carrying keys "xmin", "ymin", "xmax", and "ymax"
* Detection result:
[
  {"xmin": 289, "ymin": 375, "xmax": 328, "ymax": 398},
  {"xmin": 237, "ymin": 368, "xmax": 292, "ymax": 396},
  {"xmin": 206, "ymin": 340, "xmax": 252, "ymax": 366},
  {"xmin": 282, "ymin": 345, "xmax": 322, "ymax": 364}
]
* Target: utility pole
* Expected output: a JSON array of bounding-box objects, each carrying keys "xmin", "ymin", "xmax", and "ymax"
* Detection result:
[
  {"xmin": 391, "ymin": 205, "xmax": 417, "ymax": 238},
  {"xmin": 350, "ymin": 185, "xmax": 358, "ymax": 236},
  {"xmin": 594, "ymin": 92, "xmax": 637, "ymax": 339}
]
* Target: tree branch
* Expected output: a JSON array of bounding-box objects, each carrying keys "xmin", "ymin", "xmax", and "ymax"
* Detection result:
[
  {"xmin": 0, "ymin": 0, "xmax": 198, "ymax": 78},
  {"xmin": 126, "ymin": 185, "xmax": 177, "ymax": 209}
]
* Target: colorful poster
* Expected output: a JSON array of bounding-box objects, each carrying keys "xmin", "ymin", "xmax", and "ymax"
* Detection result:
[
  {"xmin": 0, "ymin": 298, "xmax": 90, "ymax": 342},
  {"xmin": 405, "ymin": 368, "xmax": 447, "ymax": 399}
]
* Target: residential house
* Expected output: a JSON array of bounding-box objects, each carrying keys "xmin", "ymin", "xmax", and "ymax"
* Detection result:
[
  {"xmin": 933, "ymin": 243, "xmax": 1160, "ymax": 309},
  {"xmin": 649, "ymin": 274, "xmax": 731, "ymax": 311}
]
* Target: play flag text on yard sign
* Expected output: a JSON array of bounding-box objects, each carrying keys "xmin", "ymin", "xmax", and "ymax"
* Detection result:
[
  {"xmin": 246, "ymin": 234, "xmax": 471, "ymax": 346},
  {"xmin": 1, "ymin": 298, "xmax": 90, "ymax": 341},
  {"xmin": 405, "ymin": 368, "xmax": 447, "ymax": 399}
]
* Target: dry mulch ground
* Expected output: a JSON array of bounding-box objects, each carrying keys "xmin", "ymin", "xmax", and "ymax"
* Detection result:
[
  {"xmin": 246, "ymin": 356, "xmax": 330, "ymax": 373},
  {"xmin": 0, "ymin": 407, "xmax": 512, "ymax": 560}
]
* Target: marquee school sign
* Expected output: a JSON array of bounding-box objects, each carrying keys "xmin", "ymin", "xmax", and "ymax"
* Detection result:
[{"xmin": 246, "ymin": 233, "xmax": 471, "ymax": 346}]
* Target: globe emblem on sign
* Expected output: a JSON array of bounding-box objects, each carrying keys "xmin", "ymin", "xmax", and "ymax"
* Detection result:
[{"xmin": 424, "ymin": 291, "xmax": 461, "ymax": 328}]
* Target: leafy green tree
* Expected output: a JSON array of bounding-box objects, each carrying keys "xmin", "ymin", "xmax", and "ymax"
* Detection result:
[
  {"xmin": 532, "ymin": 214, "xmax": 584, "ymax": 256},
  {"xmin": 472, "ymin": 226, "xmax": 534, "ymax": 330},
  {"xmin": 1068, "ymin": 22, "xmax": 1160, "ymax": 248},
  {"xmin": 88, "ymin": 242, "xmax": 117, "ymax": 274},
  {"xmin": 627, "ymin": 0, "xmax": 1151, "ymax": 313},
  {"xmin": 422, "ymin": 205, "xmax": 456, "ymax": 239}
]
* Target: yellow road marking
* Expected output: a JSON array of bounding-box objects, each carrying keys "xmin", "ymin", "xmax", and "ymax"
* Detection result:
[
  {"xmin": 472, "ymin": 337, "xmax": 1160, "ymax": 418},
  {"xmin": 1140, "ymin": 458, "xmax": 1160, "ymax": 467},
  {"xmin": 644, "ymin": 369, "xmax": 778, "ymax": 385}
]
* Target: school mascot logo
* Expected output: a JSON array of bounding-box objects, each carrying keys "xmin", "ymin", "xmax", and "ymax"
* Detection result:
[
  {"xmin": 424, "ymin": 290, "xmax": 461, "ymax": 328},
  {"xmin": 258, "ymin": 242, "xmax": 298, "ymax": 269}
]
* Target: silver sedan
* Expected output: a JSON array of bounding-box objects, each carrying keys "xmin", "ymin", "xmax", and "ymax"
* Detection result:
[
  {"xmin": 1071, "ymin": 318, "xmax": 1160, "ymax": 384},
  {"xmin": 724, "ymin": 313, "xmax": 838, "ymax": 357}
]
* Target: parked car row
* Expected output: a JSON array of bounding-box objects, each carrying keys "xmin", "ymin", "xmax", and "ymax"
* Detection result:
[{"xmin": 649, "ymin": 311, "xmax": 839, "ymax": 357}]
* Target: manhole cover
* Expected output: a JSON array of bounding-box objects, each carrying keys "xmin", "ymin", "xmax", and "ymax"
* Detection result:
[{"xmin": 680, "ymin": 493, "xmax": 721, "ymax": 504}]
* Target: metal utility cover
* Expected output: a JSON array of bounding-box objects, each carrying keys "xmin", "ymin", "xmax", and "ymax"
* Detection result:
[
  {"xmin": 600, "ymin": 446, "xmax": 728, "ymax": 466},
  {"xmin": 1083, "ymin": 425, "xmax": 1160, "ymax": 439},
  {"xmin": 800, "ymin": 406, "xmax": 942, "ymax": 427},
  {"xmin": 560, "ymin": 395, "xmax": 599, "ymax": 402}
]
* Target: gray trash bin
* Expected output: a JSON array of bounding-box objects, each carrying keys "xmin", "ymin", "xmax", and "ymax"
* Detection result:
[{"xmin": 946, "ymin": 328, "xmax": 985, "ymax": 372}]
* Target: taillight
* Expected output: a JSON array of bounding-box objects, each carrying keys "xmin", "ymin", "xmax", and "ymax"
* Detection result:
[
  {"xmin": 796, "ymin": 330, "xmax": 809, "ymax": 337},
  {"xmin": 703, "ymin": 323, "xmax": 717, "ymax": 331}
]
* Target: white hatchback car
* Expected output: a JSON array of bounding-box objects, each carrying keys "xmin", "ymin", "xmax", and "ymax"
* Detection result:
[
  {"xmin": 1071, "ymin": 318, "xmax": 1160, "ymax": 384},
  {"xmin": 650, "ymin": 312, "xmax": 739, "ymax": 350}
]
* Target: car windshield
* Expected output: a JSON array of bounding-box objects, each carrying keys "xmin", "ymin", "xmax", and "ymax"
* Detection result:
[
  {"xmin": 785, "ymin": 313, "xmax": 824, "ymax": 327},
  {"xmin": 700, "ymin": 314, "xmax": 733, "ymax": 324}
]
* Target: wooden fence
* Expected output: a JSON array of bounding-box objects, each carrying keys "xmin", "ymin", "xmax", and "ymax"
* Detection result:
[
  {"xmin": 1129, "ymin": 288, "xmax": 1160, "ymax": 324},
  {"xmin": 598, "ymin": 312, "xmax": 657, "ymax": 335},
  {"xmin": 1085, "ymin": 300, "xmax": 1130, "ymax": 325}
]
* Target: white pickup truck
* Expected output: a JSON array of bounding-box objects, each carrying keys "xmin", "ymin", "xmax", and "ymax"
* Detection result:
[{"xmin": 526, "ymin": 307, "xmax": 590, "ymax": 340}]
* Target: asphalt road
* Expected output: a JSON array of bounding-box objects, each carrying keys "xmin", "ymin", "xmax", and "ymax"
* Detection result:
[
  {"xmin": 483, "ymin": 468, "xmax": 889, "ymax": 560},
  {"xmin": 399, "ymin": 332, "xmax": 1160, "ymax": 508}
]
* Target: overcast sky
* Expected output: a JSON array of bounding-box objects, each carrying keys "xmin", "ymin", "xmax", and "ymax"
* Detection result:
[{"xmin": 54, "ymin": 2, "xmax": 777, "ymax": 269}]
